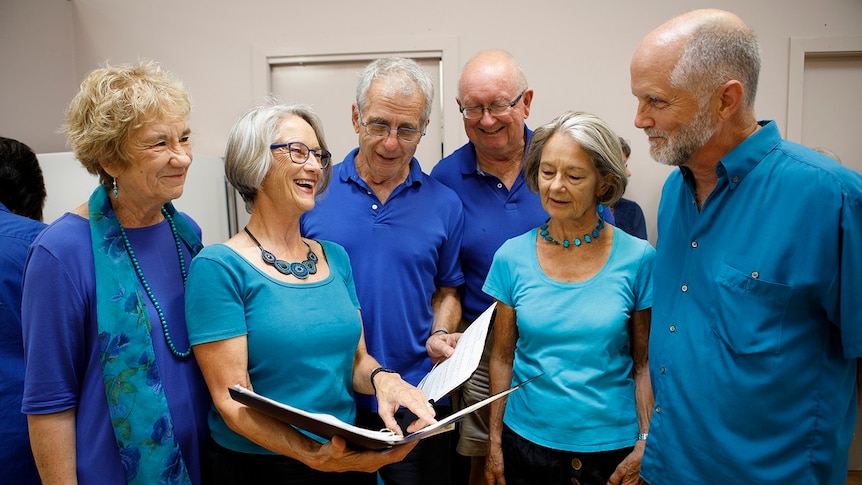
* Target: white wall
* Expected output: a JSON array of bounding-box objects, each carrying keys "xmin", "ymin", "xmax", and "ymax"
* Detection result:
[{"xmin": 3, "ymin": 0, "xmax": 860, "ymax": 246}]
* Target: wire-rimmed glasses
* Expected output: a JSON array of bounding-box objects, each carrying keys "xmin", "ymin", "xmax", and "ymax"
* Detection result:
[
  {"xmin": 358, "ymin": 112, "xmax": 425, "ymax": 143},
  {"xmin": 459, "ymin": 90, "xmax": 526, "ymax": 120},
  {"xmin": 269, "ymin": 141, "xmax": 332, "ymax": 169}
]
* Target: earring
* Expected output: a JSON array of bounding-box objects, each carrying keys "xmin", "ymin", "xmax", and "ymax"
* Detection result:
[{"xmin": 112, "ymin": 178, "xmax": 118, "ymax": 198}]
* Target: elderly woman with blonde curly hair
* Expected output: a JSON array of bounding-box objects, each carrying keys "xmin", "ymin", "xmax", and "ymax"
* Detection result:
[{"xmin": 22, "ymin": 61, "xmax": 211, "ymax": 485}]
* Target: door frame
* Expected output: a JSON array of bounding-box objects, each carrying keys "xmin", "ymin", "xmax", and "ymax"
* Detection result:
[{"xmin": 786, "ymin": 35, "xmax": 862, "ymax": 143}]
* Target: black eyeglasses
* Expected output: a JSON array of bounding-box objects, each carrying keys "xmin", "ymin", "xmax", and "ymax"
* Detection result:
[
  {"xmin": 358, "ymin": 112, "xmax": 425, "ymax": 143},
  {"xmin": 459, "ymin": 90, "xmax": 526, "ymax": 120},
  {"xmin": 269, "ymin": 141, "xmax": 332, "ymax": 169}
]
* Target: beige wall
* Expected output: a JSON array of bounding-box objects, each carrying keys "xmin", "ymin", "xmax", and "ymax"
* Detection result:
[{"xmin": 3, "ymin": 0, "xmax": 861, "ymax": 244}]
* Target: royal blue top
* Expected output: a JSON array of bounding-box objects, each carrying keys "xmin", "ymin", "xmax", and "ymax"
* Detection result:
[
  {"xmin": 430, "ymin": 130, "xmax": 548, "ymax": 321},
  {"xmin": 0, "ymin": 203, "xmax": 45, "ymax": 484},
  {"xmin": 21, "ymin": 212, "xmax": 210, "ymax": 485},
  {"xmin": 483, "ymin": 227, "xmax": 654, "ymax": 451},
  {"xmin": 301, "ymin": 149, "xmax": 465, "ymax": 410},
  {"xmin": 641, "ymin": 121, "xmax": 862, "ymax": 485},
  {"xmin": 185, "ymin": 241, "xmax": 362, "ymax": 452}
]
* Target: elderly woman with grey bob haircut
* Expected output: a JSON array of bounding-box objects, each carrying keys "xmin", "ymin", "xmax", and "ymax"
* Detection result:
[
  {"xmin": 486, "ymin": 111, "xmax": 655, "ymax": 485},
  {"xmin": 185, "ymin": 101, "xmax": 437, "ymax": 484}
]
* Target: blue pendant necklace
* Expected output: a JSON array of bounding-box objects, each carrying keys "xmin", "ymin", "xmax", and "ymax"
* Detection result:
[
  {"xmin": 118, "ymin": 207, "xmax": 191, "ymax": 359},
  {"xmin": 244, "ymin": 227, "xmax": 318, "ymax": 279},
  {"xmin": 539, "ymin": 204, "xmax": 607, "ymax": 249}
]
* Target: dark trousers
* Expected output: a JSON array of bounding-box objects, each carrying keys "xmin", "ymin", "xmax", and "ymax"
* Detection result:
[
  {"xmin": 355, "ymin": 406, "xmax": 452, "ymax": 485},
  {"xmin": 501, "ymin": 425, "xmax": 633, "ymax": 485},
  {"xmin": 205, "ymin": 436, "xmax": 373, "ymax": 485}
]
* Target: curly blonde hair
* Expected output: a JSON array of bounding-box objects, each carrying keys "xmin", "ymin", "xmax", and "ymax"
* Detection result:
[{"xmin": 63, "ymin": 60, "xmax": 191, "ymax": 188}]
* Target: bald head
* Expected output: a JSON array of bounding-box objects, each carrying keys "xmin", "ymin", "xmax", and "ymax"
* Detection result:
[
  {"xmin": 634, "ymin": 8, "xmax": 761, "ymax": 109},
  {"xmin": 458, "ymin": 50, "xmax": 527, "ymax": 100}
]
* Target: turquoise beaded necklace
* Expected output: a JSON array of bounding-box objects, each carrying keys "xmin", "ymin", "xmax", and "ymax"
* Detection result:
[
  {"xmin": 539, "ymin": 204, "xmax": 607, "ymax": 249},
  {"xmin": 118, "ymin": 207, "xmax": 191, "ymax": 359}
]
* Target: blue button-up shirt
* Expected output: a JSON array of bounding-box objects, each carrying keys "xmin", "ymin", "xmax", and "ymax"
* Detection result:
[{"xmin": 641, "ymin": 120, "xmax": 862, "ymax": 485}]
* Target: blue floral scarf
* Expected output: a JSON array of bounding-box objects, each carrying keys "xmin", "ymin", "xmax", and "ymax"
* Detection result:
[{"xmin": 89, "ymin": 186, "xmax": 202, "ymax": 485}]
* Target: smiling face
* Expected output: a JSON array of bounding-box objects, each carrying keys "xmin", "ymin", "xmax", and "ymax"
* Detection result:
[
  {"xmin": 458, "ymin": 57, "xmax": 531, "ymax": 161},
  {"xmin": 115, "ymin": 117, "xmax": 192, "ymax": 212},
  {"xmin": 260, "ymin": 114, "xmax": 324, "ymax": 216},
  {"xmin": 537, "ymin": 133, "xmax": 607, "ymax": 224},
  {"xmin": 352, "ymin": 79, "xmax": 426, "ymax": 186}
]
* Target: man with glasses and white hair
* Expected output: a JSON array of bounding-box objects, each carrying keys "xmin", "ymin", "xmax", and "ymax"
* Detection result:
[{"xmin": 302, "ymin": 56, "xmax": 464, "ymax": 485}]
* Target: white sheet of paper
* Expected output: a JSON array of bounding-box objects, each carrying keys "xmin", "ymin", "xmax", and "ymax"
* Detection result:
[{"xmin": 417, "ymin": 302, "xmax": 497, "ymax": 403}]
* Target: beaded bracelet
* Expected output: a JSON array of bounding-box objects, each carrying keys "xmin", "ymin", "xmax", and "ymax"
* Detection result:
[{"xmin": 370, "ymin": 367, "xmax": 398, "ymax": 395}]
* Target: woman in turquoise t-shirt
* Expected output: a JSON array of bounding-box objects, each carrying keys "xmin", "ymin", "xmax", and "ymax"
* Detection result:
[
  {"xmin": 484, "ymin": 112, "xmax": 655, "ymax": 485},
  {"xmin": 185, "ymin": 103, "xmax": 436, "ymax": 484}
]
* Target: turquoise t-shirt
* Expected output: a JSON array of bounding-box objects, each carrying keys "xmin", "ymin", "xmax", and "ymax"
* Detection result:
[
  {"xmin": 483, "ymin": 227, "xmax": 654, "ymax": 452},
  {"xmin": 185, "ymin": 240, "xmax": 361, "ymax": 454}
]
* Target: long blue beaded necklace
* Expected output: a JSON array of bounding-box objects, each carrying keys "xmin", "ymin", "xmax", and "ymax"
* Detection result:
[
  {"xmin": 118, "ymin": 207, "xmax": 191, "ymax": 359},
  {"xmin": 539, "ymin": 204, "xmax": 607, "ymax": 249}
]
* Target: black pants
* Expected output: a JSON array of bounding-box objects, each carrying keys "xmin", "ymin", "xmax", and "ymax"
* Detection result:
[
  {"xmin": 355, "ymin": 406, "xmax": 452, "ymax": 485},
  {"xmin": 501, "ymin": 425, "xmax": 633, "ymax": 485},
  {"xmin": 205, "ymin": 436, "xmax": 373, "ymax": 485}
]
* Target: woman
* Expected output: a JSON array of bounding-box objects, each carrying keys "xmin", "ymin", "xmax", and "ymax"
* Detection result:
[
  {"xmin": 21, "ymin": 62, "xmax": 211, "ymax": 484},
  {"xmin": 184, "ymin": 103, "xmax": 436, "ymax": 484},
  {"xmin": 484, "ymin": 111, "xmax": 654, "ymax": 485}
]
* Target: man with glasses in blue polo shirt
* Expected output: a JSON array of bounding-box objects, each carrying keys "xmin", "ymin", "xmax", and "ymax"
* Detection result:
[{"xmin": 302, "ymin": 56, "xmax": 464, "ymax": 485}]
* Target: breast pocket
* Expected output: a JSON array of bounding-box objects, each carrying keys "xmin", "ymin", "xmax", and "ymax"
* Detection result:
[{"xmin": 709, "ymin": 262, "xmax": 793, "ymax": 355}]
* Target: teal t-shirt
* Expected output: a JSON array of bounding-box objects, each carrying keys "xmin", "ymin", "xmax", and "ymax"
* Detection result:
[
  {"xmin": 483, "ymin": 227, "xmax": 654, "ymax": 452},
  {"xmin": 185, "ymin": 240, "xmax": 361, "ymax": 454}
]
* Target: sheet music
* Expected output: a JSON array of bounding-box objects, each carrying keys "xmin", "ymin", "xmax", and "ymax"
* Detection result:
[{"xmin": 418, "ymin": 302, "xmax": 497, "ymax": 403}]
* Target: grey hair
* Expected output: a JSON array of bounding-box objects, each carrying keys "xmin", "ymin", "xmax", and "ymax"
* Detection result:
[
  {"xmin": 671, "ymin": 21, "xmax": 761, "ymax": 110},
  {"xmin": 525, "ymin": 111, "xmax": 628, "ymax": 206},
  {"xmin": 224, "ymin": 101, "xmax": 331, "ymax": 213},
  {"xmin": 355, "ymin": 57, "xmax": 434, "ymax": 125}
]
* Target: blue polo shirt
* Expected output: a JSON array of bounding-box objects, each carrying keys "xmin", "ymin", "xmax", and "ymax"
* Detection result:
[
  {"xmin": 301, "ymin": 148, "xmax": 464, "ymax": 410},
  {"xmin": 641, "ymin": 120, "xmax": 862, "ymax": 485},
  {"xmin": 430, "ymin": 129, "xmax": 548, "ymax": 321}
]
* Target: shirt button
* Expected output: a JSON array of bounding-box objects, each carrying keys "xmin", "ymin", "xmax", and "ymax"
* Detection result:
[
  {"xmin": 571, "ymin": 458, "xmax": 582, "ymax": 470},
  {"xmin": 497, "ymin": 182, "xmax": 503, "ymax": 189},
  {"xmin": 366, "ymin": 190, "xmax": 372, "ymax": 195},
  {"xmin": 660, "ymin": 365, "xmax": 666, "ymax": 374},
  {"xmin": 669, "ymin": 325, "xmax": 676, "ymax": 332},
  {"xmin": 751, "ymin": 271, "xmax": 759, "ymax": 279},
  {"xmin": 691, "ymin": 241, "xmax": 698, "ymax": 248},
  {"xmin": 655, "ymin": 405, "xmax": 661, "ymax": 413},
  {"xmin": 732, "ymin": 176, "xmax": 740, "ymax": 183},
  {"xmin": 681, "ymin": 285, "xmax": 688, "ymax": 292},
  {"xmin": 371, "ymin": 204, "xmax": 378, "ymax": 210}
]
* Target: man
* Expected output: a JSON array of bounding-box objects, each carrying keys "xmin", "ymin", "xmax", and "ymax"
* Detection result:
[
  {"xmin": 631, "ymin": 9, "xmax": 862, "ymax": 485},
  {"xmin": 429, "ymin": 50, "xmax": 546, "ymax": 485},
  {"xmin": 302, "ymin": 56, "xmax": 464, "ymax": 485},
  {"xmin": 0, "ymin": 137, "xmax": 47, "ymax": 485}
]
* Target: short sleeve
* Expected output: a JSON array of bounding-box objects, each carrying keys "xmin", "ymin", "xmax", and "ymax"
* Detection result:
[{"xmin": 185, "ymin": 246, "xmax": 249, "ymax": 346}]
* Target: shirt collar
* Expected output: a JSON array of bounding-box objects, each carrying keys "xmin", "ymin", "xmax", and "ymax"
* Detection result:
[{"xmin": 679, "ymin": 120, "xmax": 780, "ymax": 192}]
